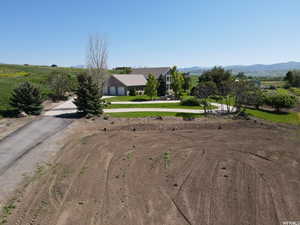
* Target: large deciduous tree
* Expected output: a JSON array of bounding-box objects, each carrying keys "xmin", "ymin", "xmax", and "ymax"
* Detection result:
[
  {"xmin": 86, "ymin": 34, "xmax": 109, "ymax": 96},
  {"xmin": 145, "ymin": 74, "xmax": 158, "ymax": 100},
  {"xmin": 170, "ymin": 66, "xmax": 184, "ymax": 99}
]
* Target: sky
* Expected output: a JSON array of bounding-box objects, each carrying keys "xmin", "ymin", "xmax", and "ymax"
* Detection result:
[{"xmin": 1, "ymin": 0, "xmax": 300, "ymax": 68}]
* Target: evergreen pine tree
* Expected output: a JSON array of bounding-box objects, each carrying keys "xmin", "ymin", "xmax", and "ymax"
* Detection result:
[
  {"xmin": 9, "ymin": 81, "xmax": 43, "ymax": 115},
  {"xmin": 73, "ymin": 73, "xmax": 104, "ymax": 116},
  {"xmin": 157, "ymin": 74, "xmax": 166, "ymax": 96}
]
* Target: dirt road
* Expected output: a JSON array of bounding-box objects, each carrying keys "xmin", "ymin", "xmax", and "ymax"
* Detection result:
[{"xmin": 6, "ymin": 118, "xmax": 300, "ymax": 225}]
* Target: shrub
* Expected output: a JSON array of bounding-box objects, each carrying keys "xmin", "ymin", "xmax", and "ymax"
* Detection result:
[
  {"xmin": 9, "ymin": 82, "xmax": 43, "ymax": 115},
  {"xmin": 180, "ymin": 97, "xmax": 200, "ymax": 106},
  {"xmin": 264, "ymin": 93, "xmax": 297, "ymax": 112}
]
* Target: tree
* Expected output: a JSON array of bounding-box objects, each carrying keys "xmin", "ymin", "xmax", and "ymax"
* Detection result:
[
  {"xmin": 170, "ymin": 66, "xmax": 184, "ymax": 99},
  {"xmin": 198, "ymin": 67, "xmax": 232, "ymax": 93},
  {"xmin": 183, "ymin": 74, "xmax": 191, "ymax": 92},
  {"xmin": 284, "ymin": 70, "xmax": 300, "ymax": 87},
  {"xmin": 233, "ymin": 80, "xmax": 264, "ymax": 111},
  {"xmin": 10, "ymin": 82, "xmax": 43, "ymax": 115},
  {"xmin": 114, "ymin": 67, "xmax": 132, "ymax": 74},
  {"xmin": 195, "ymin": 81, "xmax": 217, "ymax": 114},
  {"xmin": 73, "ymin": 72, "xmax": 104, "ymax": 116},
  {"xmin": 86, "ymin": 34, "xmax": 109, "ymax": 95},
  {"xmin": 284, "ymin": 71, "xmax": 294, "ymax": 84},
  {"xmin": 235, "ymin": 72, "xmax": 247, "ymax": 80},
  {"xmin": 264, "ymin": 93, "xmax": 297, "ymax": 112},
  {"xmin": 47, "ymin": 71, "xmax": 74, "ymax": 101},
  {"xmin": 145, "ymin": 74, "xmax": 158, "ymax": 100},
  {"xmin": 157, "ymin": 74, "xmax": 166, "ymax": 96}
]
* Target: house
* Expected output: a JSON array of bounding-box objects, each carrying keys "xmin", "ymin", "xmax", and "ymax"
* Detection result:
[
  {"xmin": 131, "ymin": 67, "xmax": 172, "ymax": 95},
  {"xmin": 103, "ymin": 74, "xmax": 147, "ymax": 96}
]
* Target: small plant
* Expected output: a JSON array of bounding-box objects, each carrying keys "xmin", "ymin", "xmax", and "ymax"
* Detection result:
[
  {"xmin": 127, "ymin": 152, "xmax": 133, "ymax": 160},
  {"xmin": 163, "ymin": 152, "xmax": 171, "ymax": 169},
  {"xmin": 0, "ymin": 203, "xmax": 16, "ymax": 225}
]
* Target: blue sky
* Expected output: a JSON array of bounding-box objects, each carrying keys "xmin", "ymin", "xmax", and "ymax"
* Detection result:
[{"xmin": 1, "ymin": 0, "xmax": 300, "ymax": 68}]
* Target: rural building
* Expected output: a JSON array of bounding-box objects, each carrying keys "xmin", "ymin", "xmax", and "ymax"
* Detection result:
[
  {"xmin": 131, "ymin": 67, "xmax": 172, "ymax": 95},
  {"xmin": 103, "ymin": 74, "xmax": 147, "ymax": 96}
]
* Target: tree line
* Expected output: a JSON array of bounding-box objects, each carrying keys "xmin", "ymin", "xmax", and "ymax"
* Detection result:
[{"xmin": 191, "ymin": 67, "xmax": 297, "ymax": 114}]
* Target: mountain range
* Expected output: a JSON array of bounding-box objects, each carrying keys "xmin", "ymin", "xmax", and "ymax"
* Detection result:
[{"xmin": 179, "ymin": 61, "xmax": 300, "ymax": 77}]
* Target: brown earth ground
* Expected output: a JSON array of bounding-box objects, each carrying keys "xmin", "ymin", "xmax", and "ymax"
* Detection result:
[{"xmin": 4, "ymin": 117, "xmax": 300, "ymax": 225}]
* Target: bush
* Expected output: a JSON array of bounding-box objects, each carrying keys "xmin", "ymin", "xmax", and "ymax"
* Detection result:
[
  {"xmin": 180, "ymin": 97, "xmax": 200, "ymax": 106},
  {"xmin": 9, "ymin": 82, "xmax": 43, "ymax": 115},
  {"xmin": 264, "ymin": 93, "xmax": 297, "ymax": 112}
]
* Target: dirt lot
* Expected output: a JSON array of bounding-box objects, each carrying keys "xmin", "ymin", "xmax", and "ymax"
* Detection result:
[{"xmin": 5, "ymin": 117, "xmax": 300, "ymax": 225}]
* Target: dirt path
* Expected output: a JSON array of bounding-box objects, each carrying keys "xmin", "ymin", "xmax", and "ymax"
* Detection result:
[{"xmin": 6, "ymin": 118, "xmax": 300, "ymax": 225}]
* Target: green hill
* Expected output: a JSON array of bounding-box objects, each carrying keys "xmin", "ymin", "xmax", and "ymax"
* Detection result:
[{"xmin": 0, "ymin": 64, "xmax": 84, "ymax": 115}]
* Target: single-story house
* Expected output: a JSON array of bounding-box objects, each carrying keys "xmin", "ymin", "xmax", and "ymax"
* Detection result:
[
  {"xmin": 104, "ymin": 67, "xmax": 173, "ymax": 96},
  {"xmin": 131, "ymin": 67, "xmax": 172, "ymax": 94},
  {"xmin": 103, "ymin": 74, "xmax": 147, "ymax": 96}
]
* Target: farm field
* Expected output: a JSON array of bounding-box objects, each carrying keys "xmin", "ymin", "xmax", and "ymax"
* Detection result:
[{"xmin": 5, "ymin": 118, "xmax": 300, "ymax": 225}]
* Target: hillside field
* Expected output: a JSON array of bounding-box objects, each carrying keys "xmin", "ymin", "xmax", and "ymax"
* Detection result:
[{"xmin": 0, "ymin": 64, "xmax": 83, "ymax": 114}]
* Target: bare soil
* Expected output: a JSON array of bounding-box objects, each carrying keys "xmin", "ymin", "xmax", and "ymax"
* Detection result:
[{"xmin": 5, "ymin": 117, "xmax": 300, "ymax": 225}]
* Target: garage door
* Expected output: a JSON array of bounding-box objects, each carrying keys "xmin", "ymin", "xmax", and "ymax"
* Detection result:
[
  {"xmin": 109, "ymin": 86, "xmax": 116, "ymax": 95},
  {"xmin": 117, "ymin": 87, "xmax": 125, "ymax": 96}
]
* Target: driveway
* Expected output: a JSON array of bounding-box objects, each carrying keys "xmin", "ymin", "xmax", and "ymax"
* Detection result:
[
  {"xmin": 0, "ymin": 117, "xmax": 72, "ymax": 203},
  {"xmin": 44, "ymin": 98, "xmax": 235, "ymax": 116}
]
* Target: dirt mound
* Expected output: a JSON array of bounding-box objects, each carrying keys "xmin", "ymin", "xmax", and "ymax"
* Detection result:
[{"xmin": 6, "ymin": 119, "xmax": 300, "ymax": 225}]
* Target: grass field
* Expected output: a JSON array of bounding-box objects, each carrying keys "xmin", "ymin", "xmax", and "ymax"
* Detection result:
[
  {"xmin": 107, "ymin": 111, "xmax": 203, "ymax": 118},
  {"xmin": 0, "ymin": 64, "xmax": 83, "ymax": 114},
  {"xmin": 261, "ymin": 81, "xmax": 286, "ymax": 88},
  {"xmin": 246, "ymin": 108, "xmax": 300, "ymax": 125}
]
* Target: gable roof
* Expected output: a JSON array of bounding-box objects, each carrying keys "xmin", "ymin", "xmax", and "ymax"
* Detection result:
[
  {"xmin": 112, "ymin": 74, "xmax": 147, "ymax": 87},
  {"xmin": 131, "ymin": 67, "xmax": 170, "ymax": 78}
]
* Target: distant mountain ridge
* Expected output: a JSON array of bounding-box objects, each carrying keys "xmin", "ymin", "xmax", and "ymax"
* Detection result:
[{"xmin": 180, "ymin": 61, "xmax": 300, "ymax": 77}]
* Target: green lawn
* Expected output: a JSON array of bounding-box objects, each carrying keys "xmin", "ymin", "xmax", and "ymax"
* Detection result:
[
  {"xmin": 106, "ymin": 103, "xmax": 217, "ymax": 110},
  {"xmin": 246, "ymin": 108, "xmax": 300, "ymax": 125},
  {"xmin": 107, "ymin": 112, "xmax": 203, "ymax": 118}
]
